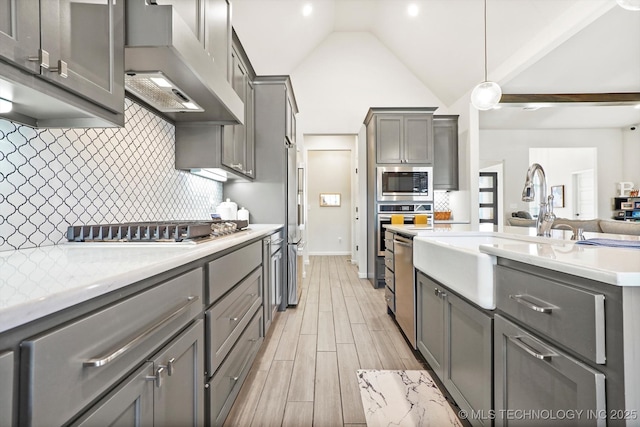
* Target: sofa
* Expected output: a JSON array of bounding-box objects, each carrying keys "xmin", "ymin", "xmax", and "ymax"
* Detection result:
[{"xmin": 506, "ymin": 216, "xmax": 640, "ymax": 236}]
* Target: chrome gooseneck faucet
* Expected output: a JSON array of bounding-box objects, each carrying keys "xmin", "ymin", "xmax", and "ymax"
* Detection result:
[{"xmin": 521, "ymin": 163, "xmax": 556, "ymax": 236}]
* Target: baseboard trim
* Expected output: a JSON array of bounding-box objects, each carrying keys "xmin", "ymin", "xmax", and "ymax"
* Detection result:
[{"xmin": 358, "ymin": 272, "xmax": 367, "ymax": 279}]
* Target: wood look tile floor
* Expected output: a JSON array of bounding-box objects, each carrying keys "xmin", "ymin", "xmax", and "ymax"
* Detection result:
[{"xmin": 223, "ymin": 255, "xmax": 428, "ymax": 427}]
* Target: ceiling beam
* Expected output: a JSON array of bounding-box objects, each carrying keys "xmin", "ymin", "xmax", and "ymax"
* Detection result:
[{"xmin": 500, "ymin": 92, "xmax": 640, "ymax": 107}]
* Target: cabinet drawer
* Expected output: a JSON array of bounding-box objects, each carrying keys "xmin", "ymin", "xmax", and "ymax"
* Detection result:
[
  {"xmin": 208, "ymin": 241, "xmax": 262, "ymax": 304},
  {"xmin": 385, "ymin": 267, "xmax": 395, "ymax": 292},
  {"xmin": 496, "ymin": 265, "xmax": 605, "ymax": 364},
  {"xmin": 384, "ymin": 232, "xmax": 394, "ymax": 251},
  {"xmin": 494, "ymin": 315, "xmax": 606, "ymax": 426},
  {"xmin": 21, "ymin": 268, "xmax": 203, "ymax": 427},
  {"xmin": 385, "ymin": 286, "xmax": 395, "ymax": 314},
  {"xmin": 208, "ymin": 310, "xmax": 263, "ymax": 427},
  {"xmin": 384, "ymin": 250, "xmax": 394, "ymax": 271},
  {"xmin": 206, "ymin": 267, "xmax": 262, "ymax": 375}
]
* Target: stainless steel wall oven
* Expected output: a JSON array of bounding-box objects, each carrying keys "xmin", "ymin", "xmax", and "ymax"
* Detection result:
[{"xmin": 376, "ymin": 203, "xmax": 433, "ymax": 256}]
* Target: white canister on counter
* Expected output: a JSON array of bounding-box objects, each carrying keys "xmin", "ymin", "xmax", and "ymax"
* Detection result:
[
  {"xmin": 237, "ymin": 207, "xmax": 250, "ymax": 223},
  {"xmin": 217, "ymin": 198, "xmax": 238, "ymax": 220}
]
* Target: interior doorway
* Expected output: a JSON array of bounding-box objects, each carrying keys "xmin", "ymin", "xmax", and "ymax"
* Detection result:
[
  {"xmin": 572, "ymin": 169, "xmax": 597, "ymax": 219},
  {"xmin": 307, "ymin": 149, "xmax": 352, "ymax": 255}
]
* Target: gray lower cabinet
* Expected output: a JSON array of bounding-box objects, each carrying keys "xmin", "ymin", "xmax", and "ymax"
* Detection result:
[
  {"xmin": 20, "ymin": 268, "xmax": 203, "ymax": 426},
  {"xmin": 433, "ymin": 115, "xmax": 459, "ymax": 190},
  {"xmin": 71, "ymin": 320, "xmax": 204, "ymax": 427},
  {"xmin": 207, "ymin": 310, "xmax": 263, "ymax": 426},
  {"xmin": 416, "ymin": 273, "xmax": 445, "ymax": 378},
  {"xmin": 494, "ymin": 314, "xmax": 606, "ymax": 427},
  {"xmin": 0, "ymin": 351, "xmax": 14, "ymax": 427},
  {"xmin": 70, "ymin": 362, "xmax": 155, "ymax": 427},
  {"xmin": 416, "ymin": 271, "xmax": 492, "ymax": 427}
]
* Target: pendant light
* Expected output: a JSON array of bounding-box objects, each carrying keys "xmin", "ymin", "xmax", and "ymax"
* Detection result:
[
  {"xmin": 616, "ymin": 0, "xmax": 640, "ymax": 11},
  {"xmin": 471, "ymin": 0, "xmax": 502, "ymax": 110}
]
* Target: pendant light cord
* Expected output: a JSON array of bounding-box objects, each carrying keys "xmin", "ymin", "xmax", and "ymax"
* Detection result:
[{"xmin": 483, "ymin": 0, "xmax": 488, "ymax": 82}]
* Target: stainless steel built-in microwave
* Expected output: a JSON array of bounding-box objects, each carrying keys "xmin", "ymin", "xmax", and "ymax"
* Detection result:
[{"xmin": 377, "ymin": 166, "xmax": 433, "ymax": 201}]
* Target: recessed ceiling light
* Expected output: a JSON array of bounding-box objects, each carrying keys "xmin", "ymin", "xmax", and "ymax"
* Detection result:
[
  {"xmin": 522, "ymin": 106, "xmax": 541, "ymax": 111},
  {"xmin": 302, "ymin": 3, "xmax": 313, "ymax": 17},
  {"xmin": 616, "ymin": 0, "xmax": 640, "ymax": 11},
  {"xmin": 408, "ymin": 3, "xmax": 419, "ymax": 17},
  {"xmin": 634, "ymin": 104, "xmax": 640, "ymax": 109}
]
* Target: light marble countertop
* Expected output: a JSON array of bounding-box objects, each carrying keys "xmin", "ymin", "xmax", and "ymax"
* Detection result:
[
  {"xmin": 386, "ymin": 223, "xmax": 640, "ymax": 287},
  {"xmin": 0, "ymin": 224, "xmax": 282, "ymax": 333}
]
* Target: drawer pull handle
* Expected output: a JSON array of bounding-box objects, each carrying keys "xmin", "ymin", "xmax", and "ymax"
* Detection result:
[
  {"xmin": 230, "ymin": 338, "xmax": 260, "ymax": 382},
  {"xmin": 229, "ymin": 317, "xmax": 239, "ymax": 322},
  {"xmin": 84, "ymin": 296, "xmax": 200, "ymax": 367},
  {"xmin": 509, "ymin": 294, "xmax": 555, "ymax": 314},
  {"xmin": 508, "ymin": 335, "xmax": 557, "ymax": 361}
]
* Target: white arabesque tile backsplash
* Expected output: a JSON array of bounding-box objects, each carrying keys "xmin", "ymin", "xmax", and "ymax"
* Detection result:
[{"xmin": 0, "ymin": 99, "xmax": 222, "ymax": 252}]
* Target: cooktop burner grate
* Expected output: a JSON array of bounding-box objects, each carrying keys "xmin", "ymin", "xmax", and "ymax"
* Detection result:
[{"xmin": 66, "ymin": 220, "xmax": 248, "ymax": 243}]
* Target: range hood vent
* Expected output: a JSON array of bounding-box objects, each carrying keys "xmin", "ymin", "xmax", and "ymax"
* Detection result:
[
  {"xmin": 125, "ymin": 72, "xmax": 203, "ymax": 113},
  {"xmin": 125, "ymin": 0, "xmax": 243, "ymax": 124}
]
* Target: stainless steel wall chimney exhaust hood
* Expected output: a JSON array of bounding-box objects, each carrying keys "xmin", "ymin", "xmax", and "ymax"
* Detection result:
[{"xmin": 125, "ymin": 0, "xmax": 244, "ymax": 124}]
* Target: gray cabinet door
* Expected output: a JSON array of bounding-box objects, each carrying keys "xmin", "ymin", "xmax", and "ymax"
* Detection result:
[
  {"xmin": 71, "ymin": 363, "xmax": 154, "ymax": 427},
  {"xmin": 205, "ymin": 0, "xmax": 231, "ymax": 80},
  {"xmin": 433, "ymin": 116, "xmax": 459, "ymax": 190},
  {"xmin": 444, "ymin": 292, "xmax": 492, "ymax": 427},
  {"xmin": 403, "ymin": 115, "xmax": 433, "ymax": 164},
  {"xmin": 416, "ymin": 272, "xmax": 445, "ymax": 379},
  {"xmin": 494, "ymin": 314, "xmax": 606, "ymax": 427},
  {"xmin": 0, "ymin": 0, "xmax": 39, "ymax": 73},
  {"xmin": 166, "ymin": 0, "xmax": 205, "ymax": 45},
  {"xmin": 39, "ymin": 0, "xmax": 124, "ymax": 113},
  {"xmin": 0, "ymin": 351, "xmax": 14, "ymax": 427},
  {"xmin": 376, "ymin": 115, "xmax": 403, "ymax": 163},
  {"xmin": 245, "ymin": 80, "xmax": 255, "ymax": 178},
  {"xmin": 152, "ymin": 320, "xmax": 205, "ymax": 427}
]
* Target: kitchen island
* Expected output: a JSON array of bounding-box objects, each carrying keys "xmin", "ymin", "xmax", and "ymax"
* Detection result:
[
  {"xmin": 386, "ymin": 223, "xmax": 640, "ymax": 426},
  {"xmin": 0, "ymin": 224, "xmax": 282, "ymax": 427}
]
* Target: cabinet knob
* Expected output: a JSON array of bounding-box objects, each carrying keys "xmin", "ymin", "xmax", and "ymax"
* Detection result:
[
  {"xmin": 28, "ymin": 49, "xmax": 49, "ymax": 69},
  {"xmin": 146, "ymin": 366, "xmax": 165, "ymax": 388},
  {"xmin": 231, "ymin": 163, "xmax": 243, "ymax": 170},
  {"xmin": 49, "ymin": 60, "xmax": 68, "ymax": 78}
]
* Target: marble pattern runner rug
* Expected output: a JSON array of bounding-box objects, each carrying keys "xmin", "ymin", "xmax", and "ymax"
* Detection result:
[{"xmin": 357, "ymin": 369, "xmax": 463, "ymax": 427}]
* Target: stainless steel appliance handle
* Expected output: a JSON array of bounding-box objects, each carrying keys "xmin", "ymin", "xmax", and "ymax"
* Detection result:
[
  {"xmin": 509, "ymin": 294, "xmax": 555, "ymax": 314},
  {"xmin": 507, "ymin": 335, "xmax": 557, "ymax": 361},
  {"xmin": 84, "ymin": 296, "xmax": 200, "ymax": 367},
  {"xmin": 271, "ymin": 238, "xmax": 285, "ymax": 245}
]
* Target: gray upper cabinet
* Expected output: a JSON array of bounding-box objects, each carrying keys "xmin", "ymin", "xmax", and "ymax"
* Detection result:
[
  {"xmin": 222, "ymin": 32, "xmax": 255, "ymax": 179},
  {"xmin": 40, "ymin": 0, "xmax": 124, "ymax": 113},
  {"xmin": 205, "ymin": 0, "xmax": 232, "ymax": 78},
  {"xmin": 285, "ymin": 95, "xmax": 296, "ymax": 145},
  {"xmin": 372, "ymin": 111, "xmax": 435, "ymax": 164},
  {"xmin": 0, "ymin": 0, "xmax": 125, "ymax": 127},
  {"xmin": 0, "ymin": 351, "xmax": 14, "ymax": 427},
  {"xmin": 433, "ymin": 115, "xmax": 459, "ymax": 190},
  {"xmin": 0, "ymin": 0, "xmax": 39, "ymax": 73}
]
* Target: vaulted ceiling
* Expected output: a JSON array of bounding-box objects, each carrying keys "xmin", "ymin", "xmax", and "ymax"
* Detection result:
[{"xmin": 232, "ymin": 0, "xmax": 640, "ymax": 129}]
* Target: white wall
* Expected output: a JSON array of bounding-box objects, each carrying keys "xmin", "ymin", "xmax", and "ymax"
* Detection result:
[
  {"xmin": 480, "ymin": 128, "xmax": 624, "ymax": 221},
  {"xmin": 305, "ymin": 135, "xmax": 356, "ymax": 256},
  {"xmin": 307, "ymin": 150, "xmax": 352, "ymax": 255},
  {"xmin": 291, "ymin": 32, "xmax": 448, "ymax": 135},
  {"xmin": 530, "ymin": 147, "xmax": 597, "ymax": 219}
]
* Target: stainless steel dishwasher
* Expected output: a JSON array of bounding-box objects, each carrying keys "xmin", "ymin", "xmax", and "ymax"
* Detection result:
[{"xmin": 394, "ymin": 234, "xmax": 415, "ymax": 348}]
